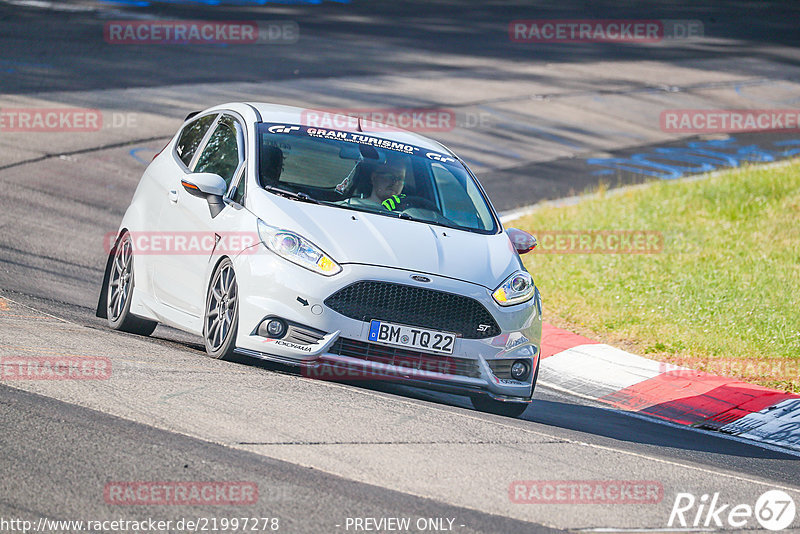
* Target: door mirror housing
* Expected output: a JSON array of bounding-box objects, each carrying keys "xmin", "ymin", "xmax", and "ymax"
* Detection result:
[
  {"xmin": 506, "ymin": 227, "xmax": 537, "ymax": 254},
  {"xmin": 181, "ymin": 173, "xmax": 228, "ymax": 217},
  {"xmin": 181, "ymin": 172, "xmax": 228, "ymax": 197}
]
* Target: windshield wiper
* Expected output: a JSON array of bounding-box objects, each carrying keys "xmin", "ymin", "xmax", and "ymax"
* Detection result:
[
  {"xmin": 428, "ymin": 218, "xmax": 465, "ymax": 231},
  {"xmin": 286, "ymin": 198, "xmax": 475, "ymax": 231},
  {"xmin": 264, "ymin": 186, "xmax": 319, "ymax": 204}
]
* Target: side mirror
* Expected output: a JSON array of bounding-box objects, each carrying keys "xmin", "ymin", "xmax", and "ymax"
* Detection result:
[
  {"xmin": 506, "ymin": 228, "xmax": 537, "ymax": 254},
  {"xmin": 181, "ymin": 172, "xmax": 228, "ymax": 197},
  {"xmin": 181, "ymin": 173, "xmax": 228, "ymax": 217}
]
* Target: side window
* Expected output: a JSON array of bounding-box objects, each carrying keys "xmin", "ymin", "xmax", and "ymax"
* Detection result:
[
  {"xmin": 431, "ymin": 163, "xmax": 492, "ymax": 230},
  {"xmin": 193, "ymin": 116, "xmax": 242, "ymax": 188},
  {"xmin": 175, "ymin": 114, "xmax": 216, "ymax": 167}
]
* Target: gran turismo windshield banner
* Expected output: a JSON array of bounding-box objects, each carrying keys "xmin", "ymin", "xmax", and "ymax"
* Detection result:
[{"xmin": 261, "ymin": 122, "xmax": 459, "ymax": 163}]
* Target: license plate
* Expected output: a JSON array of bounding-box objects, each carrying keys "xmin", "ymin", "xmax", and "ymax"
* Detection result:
[{"xmin": 368, "ymin": 320, "xmax": 456, "ymax": 355}]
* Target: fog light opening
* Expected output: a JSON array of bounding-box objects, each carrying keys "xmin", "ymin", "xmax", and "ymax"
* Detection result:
[
  {"xmin": 510, "ymin": 360, "xmax": 530, "ymax": 381},
  {"xmin": 263, "ymin": 318, "xmax": 287, "ymax": 339}
]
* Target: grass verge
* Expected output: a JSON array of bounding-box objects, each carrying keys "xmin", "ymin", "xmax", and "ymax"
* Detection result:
[{"xmin": 514, "ymin": 160, "xmax": 800, "ymax": 393}]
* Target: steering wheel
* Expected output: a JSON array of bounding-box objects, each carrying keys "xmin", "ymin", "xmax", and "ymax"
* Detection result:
[
  {"xmin": 399, "ymin": 197, "xmax": 461, "ymax": 227},
  {"xmin": 398, "ymin": 195, "xmax": 438, "ymax": 211}
]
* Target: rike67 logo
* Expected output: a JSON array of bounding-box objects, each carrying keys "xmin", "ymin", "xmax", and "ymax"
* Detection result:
[{"xmin": 669, "ymin": 490, "xmax": 796, "ymax": 531}]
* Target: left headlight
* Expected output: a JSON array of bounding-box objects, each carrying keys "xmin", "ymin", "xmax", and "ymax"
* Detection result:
[
  {"xmin": 257, "ymin": 219, "xmax": 342, "ymax": 276},
  {"xmin": 492, "ymin": 271, "xmax": 535, "ymax": 306}
]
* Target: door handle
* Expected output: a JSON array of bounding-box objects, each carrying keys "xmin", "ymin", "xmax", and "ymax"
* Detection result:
[{"xmin": 169, "ymin": 190, "xmax": 178, "ymax": 203}]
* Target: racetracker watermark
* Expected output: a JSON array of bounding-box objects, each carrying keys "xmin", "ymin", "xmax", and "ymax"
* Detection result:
[
  {"xmin": 301, "ymin": 358, "xmax": 458, "ymax": 381},
  {"xmin": 104, "ymin": 482, "xmax": 258, "ymax": 506},
  {"xmin": 658, "ymin": 360, "xmax": 800, "ymax": 381},
  {"xmin": 661, "ymin": 109, "xmax": 800, "ymax": 133},
  {"xmin": 0, "ymin": 108, "xmax": 140, "ymax": 132},
  {"xmin": 0, "ymin": 108, "xmax": 101, "ymax": 132},
  {"xmin": 104, "ymin": 20, "xmax": 298, "ymax": 45},
  {"xmin": 300, "ymin": 108, "xmax": 458, "ymax": 133},
  {"xmin": 510, "ymin": 20, "xmax": 703, "ymax": 42},
  {"xmin": 510, "ymin": 480, "xmax": 663, "ymax": 504},
  {"xmin": 532, "ymin": 230, "xmax": 663, "ymax": 254},
  {"xmin": 104, "ymin": 231, "xmax": 259, "ymax": 256},
  {"xmin": 1, "ymin": 356, "xmax": 111, "ymax": 380}
]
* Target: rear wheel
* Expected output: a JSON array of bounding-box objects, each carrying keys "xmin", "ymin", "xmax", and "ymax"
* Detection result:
[
  {"xmin": 203, "ymin": 258, "xmax": 240, "ymax": 361},
  {"xmin": 107, "ymin": 231, "xmax": 157, "ymax": 336}
]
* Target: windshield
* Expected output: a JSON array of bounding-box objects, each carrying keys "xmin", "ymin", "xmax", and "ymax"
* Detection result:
[{"xmin": 256, "ymin": 123, "xmax": 498, "ymax": 233}]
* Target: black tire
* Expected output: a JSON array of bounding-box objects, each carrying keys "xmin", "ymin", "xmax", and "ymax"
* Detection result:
[
  {"xmin": 106, "ymin": 231, "xmax": 158, "ymax": 336},
  {"xmin": 203, "ymin": 258, "xmax": 240, "ymax": 361},
  {"xmin": 471, "ymin": 360, "xmax": 539, "ymax": 418},
  {"xmin": 470, "ymin": 395, "xmax": 530, "ymax": 418}
]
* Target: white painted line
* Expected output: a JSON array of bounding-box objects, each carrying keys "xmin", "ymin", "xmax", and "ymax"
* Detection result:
[
  {"xmin": 541, "ymin": 343, "xmax": 669, "ymax": 395},
  {"xmin": 320, "ymin": 378, "xmax": 800, "ymax": 489},
  {"xmin": 0, "ymin": 295, "xmax": 73, "ymax": 325},
  {"xmin": 578, "ymin": 529, "xmax": 715, "ymax": 533},
  {"xmin": 0, "ymin": 0, "xmax": 158, "ymax": 19},
  {"xmin": 1, "ymin": 0, "xmax": 95, "ymax": 11}
]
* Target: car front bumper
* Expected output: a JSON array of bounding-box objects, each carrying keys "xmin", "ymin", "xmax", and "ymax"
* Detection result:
[{"xmin": 233, "ymin": 247, "xmax": 542, "ymax": 402}]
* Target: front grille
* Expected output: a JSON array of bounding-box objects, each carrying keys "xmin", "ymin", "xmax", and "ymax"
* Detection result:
[
  {"xmin": 324, "ymin": 281, "xmax": 500, "ymax": 339},
  {"xmin": 328, "ymin": 337, "xmax": 481, "ymax": 378}
]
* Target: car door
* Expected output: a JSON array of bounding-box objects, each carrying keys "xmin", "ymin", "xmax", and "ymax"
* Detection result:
[
  {"xmin": 154, "ymin": 113, "xmax": 245, "ymax": 318},
  {"xmin": 149, "ymin": 113, "xmax": 216, "ymax": 312}
]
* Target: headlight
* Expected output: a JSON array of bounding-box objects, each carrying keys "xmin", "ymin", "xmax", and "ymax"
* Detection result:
[
  {"xmin": 492, "ymin": 271, "xmax": 534, "ymax": 306},
  {"xmin": 257, "ymin": 219, "xmax": 341, "ymax": 276}
]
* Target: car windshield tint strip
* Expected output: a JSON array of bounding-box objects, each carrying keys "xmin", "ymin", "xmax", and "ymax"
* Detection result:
[{"xmin": 260, "ymin": 123, "xmax": 462, "ymax": 163}]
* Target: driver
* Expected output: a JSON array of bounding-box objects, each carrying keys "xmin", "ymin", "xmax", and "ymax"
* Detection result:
[{"xmin": 364, "ymin": 156, "xmax": 408, "ymax": 211}]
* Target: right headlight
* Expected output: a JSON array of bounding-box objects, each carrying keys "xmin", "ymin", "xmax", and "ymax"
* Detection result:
[
  {"xmin": 257, "ymin": 219, "xmax": 341, "ymax": 276},
  {"xmin": 492, "ymin": 271, "xmax": 535, "ymax": 306}
]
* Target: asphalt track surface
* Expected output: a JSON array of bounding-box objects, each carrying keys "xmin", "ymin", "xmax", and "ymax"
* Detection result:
[{"xmin": 1, "ymin": 1, "xmax": 800, "ymax": 532}]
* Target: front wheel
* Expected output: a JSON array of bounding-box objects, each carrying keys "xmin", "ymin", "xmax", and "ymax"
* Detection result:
[
  {"xmin": 470, "ymin": 396, "xmax": 530, "ymax": 418},
  {"xmin": 470, "ymin": 359, "xmax": 538, "ymax": 417},
  {"xmin": 106, "ymin": 231, "xmax": 157, "ymax": 336},
  {"xmin": 203, "ymin": 258, "xmax": 240, "ymax": 361}
]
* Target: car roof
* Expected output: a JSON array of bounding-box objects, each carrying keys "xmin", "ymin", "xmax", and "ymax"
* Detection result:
[{"xmin": 229, "ymin": 102, "xmax": 454, "ymax": 154}]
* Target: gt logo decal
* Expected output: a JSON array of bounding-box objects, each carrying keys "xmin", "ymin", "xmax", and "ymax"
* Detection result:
[
  {"xmin": 426, "ymin": 152, "xmax": 456, "ymax": 164},
  {"xmin": 268, "ymin": 125, "xmax": 300, "ymax": 134}
]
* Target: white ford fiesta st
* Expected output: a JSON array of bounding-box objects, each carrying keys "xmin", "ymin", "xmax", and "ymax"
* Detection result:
[{"xmin": 98, "ymin": 102, "xmax": 542, "ymax": 417}]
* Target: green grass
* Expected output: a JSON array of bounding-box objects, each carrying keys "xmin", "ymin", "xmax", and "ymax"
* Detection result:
[{"xmin": 513, "ymin": 160, "xmax": 800, "ymax": 392}]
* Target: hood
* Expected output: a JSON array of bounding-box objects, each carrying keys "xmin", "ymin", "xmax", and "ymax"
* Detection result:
[{"xmin": 250, "ymin": 191, "xmax": 521, "ymax": 289}]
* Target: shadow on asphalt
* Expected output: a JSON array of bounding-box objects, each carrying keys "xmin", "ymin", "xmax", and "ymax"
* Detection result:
[
  {"xmin": 148, "ymin": 330, "xmax": 799, "ymax": 461},
  {"xmin": 524, "ymin": 398, "xmax": 799, "ymax": 460}
]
